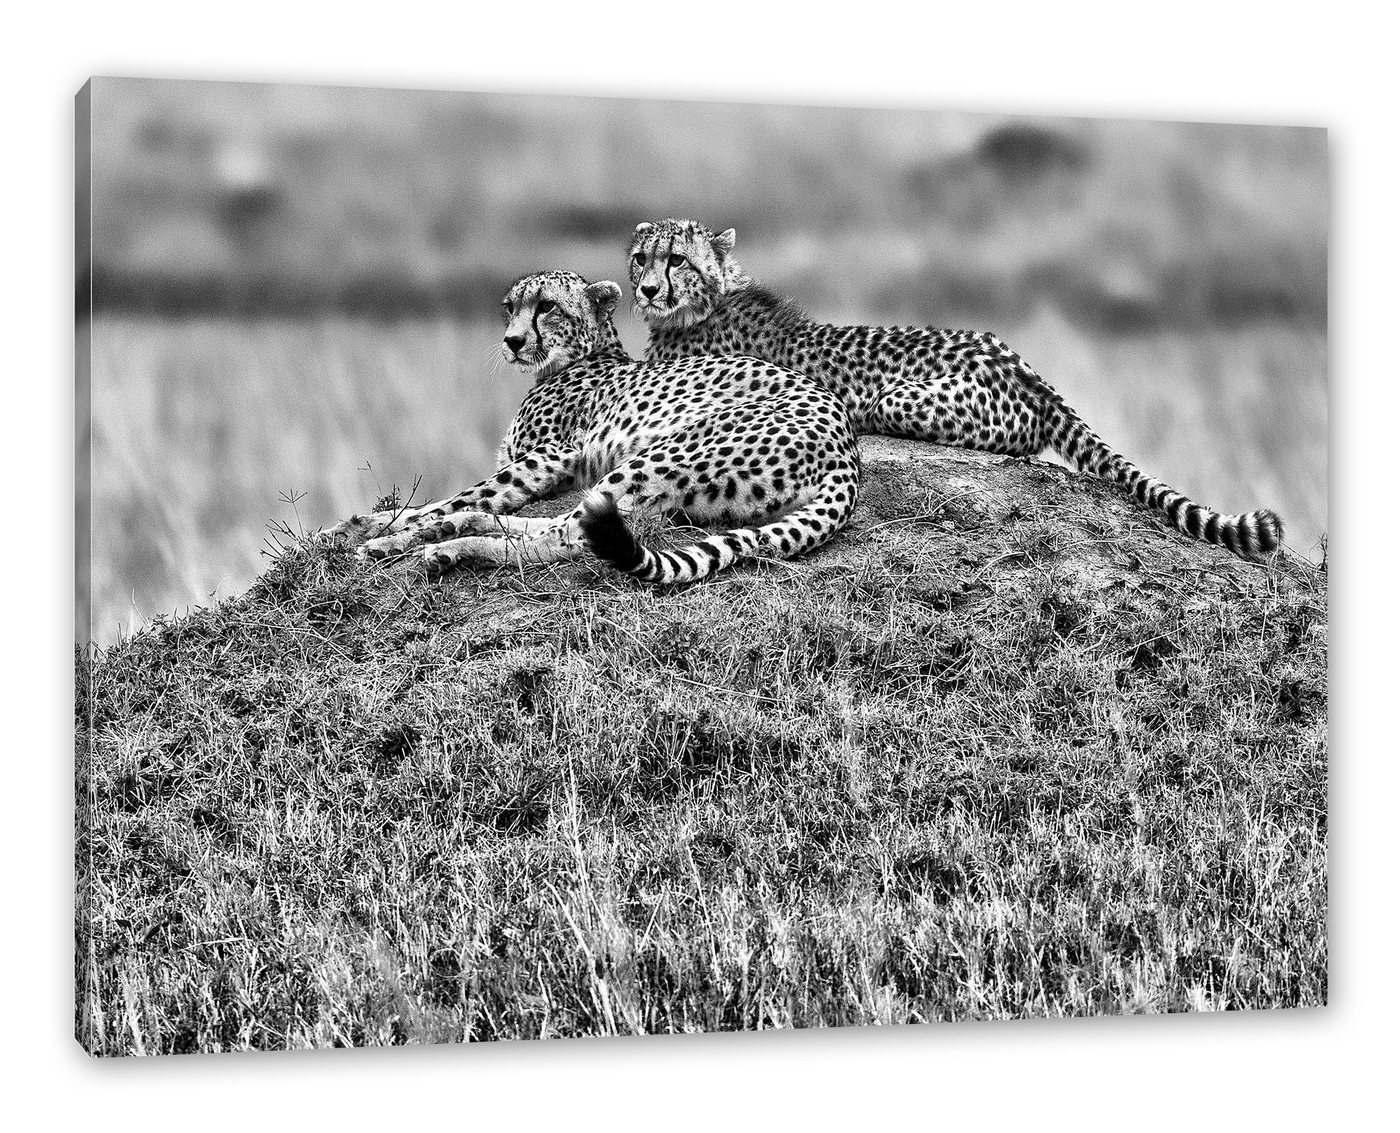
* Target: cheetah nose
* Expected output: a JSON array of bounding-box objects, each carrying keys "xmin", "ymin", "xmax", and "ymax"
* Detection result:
[
  {"xmin": 503, "ymin": 334, "xmax": 526, "ymax": 354},
  {"xmin": 640, "ymin": 283, "xmax": 659, "ymax": 300}
]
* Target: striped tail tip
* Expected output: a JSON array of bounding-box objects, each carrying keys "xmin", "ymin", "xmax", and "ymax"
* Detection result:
[
  {"xmin": 1210, "ymin": 507, "xmax": 1283, "ymax": 558},
  {"xmin": 578, "ymin": 491, "xmax": 646, "ymax": 574},
  {"xmin": 1243, "ymin": 508, "xmax": 1284, "ymax": 556}
]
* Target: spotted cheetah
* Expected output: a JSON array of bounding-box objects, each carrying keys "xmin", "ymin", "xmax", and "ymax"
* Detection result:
[
  {"xmin": 628, "ymin": 218, "xmax": 1283, "ymax": 558},
  {"xmin": 324, "ymin": 270, "xmax": 859, "ymax": 583}
]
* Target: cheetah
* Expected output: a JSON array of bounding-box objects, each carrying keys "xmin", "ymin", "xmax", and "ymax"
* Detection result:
[
  {"xmin": 324, "ymin": 270, "xmax": 860, "ymax": 584},
  {"xmin": 627, "ymin": 218, "xmax": 1283, "ymax": 559}
]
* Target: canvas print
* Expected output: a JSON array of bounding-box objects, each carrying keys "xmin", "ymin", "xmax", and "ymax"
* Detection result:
[{"xmin": 75, "ymin": 78, "xmax": 1327, "ymax": 1054}]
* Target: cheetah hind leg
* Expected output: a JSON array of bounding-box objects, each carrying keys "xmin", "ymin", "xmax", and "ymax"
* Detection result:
[
  {"xmin": 421, "ymin": 516, "xmax": 588, "ymax": 579},
  {"xmin": 361, "ymin": 509, "xmax": 566, "ymax": 560},
  {"xmin": 418, "ymin": 510, "xmax": 562, "ymax": 541},
  {"xmin": 865, "ymin": 373, "xmax": 1046, "ymax": 455},
  {"xmin": 355, "ymin": 447, "xmax": 587, "ymax": 558}
]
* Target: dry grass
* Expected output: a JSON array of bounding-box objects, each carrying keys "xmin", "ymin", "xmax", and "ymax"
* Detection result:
[
  {"xmin": 86, "ymin": 315, "xmax": 516, "ymax": 641},
  {"xmin": 76, "ymin": 443, "xmax": 1328, "ymax": 1053}
]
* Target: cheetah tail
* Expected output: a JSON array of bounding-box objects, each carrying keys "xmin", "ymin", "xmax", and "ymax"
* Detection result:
[
  {"xmin": 578, "ymin": 475, "xmax": 857, "ymax": 584},
  {"xmin": 1050, "ymin": 404, "xmax": 1283, "ymax": 558}
]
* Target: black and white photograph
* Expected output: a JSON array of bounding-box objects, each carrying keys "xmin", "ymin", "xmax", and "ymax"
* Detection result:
[{"xmin": 76, "ymin": 76, "xmax": 1327, "ymax": 1055}]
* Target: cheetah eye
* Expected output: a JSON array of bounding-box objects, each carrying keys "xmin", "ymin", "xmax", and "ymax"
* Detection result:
[
  {"xmin": 632, "ymin": 252, "xmax": 646, "ymax": 267},
  {"xmin": 668, "ymin": 253, "xmax": 685, "ymax": 268},
  {"xmin": 536, "ymin": 299, "xmax": 556, "ymax": 314}
]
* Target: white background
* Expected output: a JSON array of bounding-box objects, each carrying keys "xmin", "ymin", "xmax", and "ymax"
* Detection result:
[{"xmin": 9, "ymin": 2, "xmax": 1390, "ymax": 1127}]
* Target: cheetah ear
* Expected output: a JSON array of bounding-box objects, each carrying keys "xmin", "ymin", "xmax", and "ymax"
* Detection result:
[
  {"xmin": 634, "ymin": 221, "xmax": 655, "ymax": 235},
  {"xmin": 712, "ymin": 228, "xmax": 737, "ymax": 257},
  {"xmin": 584, "ymin": 280, "xmax": 622, "ymax": 314}
]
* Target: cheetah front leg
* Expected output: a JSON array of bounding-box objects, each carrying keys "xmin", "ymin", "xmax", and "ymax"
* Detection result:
[
  {"xmin": 318, "ymin": 501, "xmax": 420, "ymax": 543},
  {"xmin": 360, "ymin": 446, "xmax": 583, "ymax": 559}
]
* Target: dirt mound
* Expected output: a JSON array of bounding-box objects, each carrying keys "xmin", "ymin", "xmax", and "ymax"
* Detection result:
[
  {"xmin": 487, "ymin": 435, "xmax": 1300, "ymax": 607},
  {"xmin": 77, "ymin": 438, "xmax": 1326, "ymax": 1050}
]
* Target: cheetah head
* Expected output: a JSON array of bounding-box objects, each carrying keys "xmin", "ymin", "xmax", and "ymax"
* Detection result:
[
  {"xmin": 627, "ymin": 218, "xmax": 747, "ymax": 330},
  {"xmin": 500, "ymin": 271, "xmax": 623, "ymax": 377}
]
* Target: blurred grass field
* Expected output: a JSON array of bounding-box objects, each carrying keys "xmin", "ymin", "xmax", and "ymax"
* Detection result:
[{"xmin": 81, "ymin": 80, "xmax": 1328, "ymax": 644}]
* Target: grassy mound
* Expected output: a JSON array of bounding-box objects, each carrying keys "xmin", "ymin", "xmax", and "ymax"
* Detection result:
[{"xmin": 76, "ymin": 439, "xmax": 1327, "ymax": 1053}]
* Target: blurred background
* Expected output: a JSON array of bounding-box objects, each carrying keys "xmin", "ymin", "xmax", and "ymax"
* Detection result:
[{"xmin": 79, "ymin": 77, "xmax": 1327, "ymax": 645}]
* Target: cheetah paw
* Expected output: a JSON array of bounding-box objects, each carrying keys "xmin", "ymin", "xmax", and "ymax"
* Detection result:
[
  {"xmin": 320, "ymin": 509, "xmax": 401, "ymax": 543},
  {"xmin": 438, "ymin": 511, "xmax": 513, "ymax": 538},
  {"xmin": 359, "ymin": 529, "xmax": 427, "ymax": 560},
  {"xmin": 423, "ymin": 546, "xmax": 458, "ymax": 580}
]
